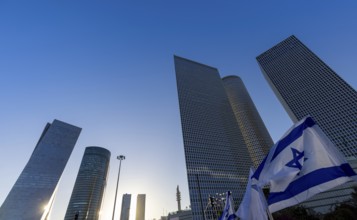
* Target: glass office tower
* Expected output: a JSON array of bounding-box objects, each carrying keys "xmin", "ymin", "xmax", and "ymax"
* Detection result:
[
  {"xmin": 257, "ymin": 35, "xmax": 357, "ymax": 213},
  {"xmin": 135, "ymin": 194, "xmax": 145, "ymax": 220},
  {"xmin": 64, "ymin": 146, "xmax": 110, "ymax": 220},
  {"xmin": 174, "ymin": 56, "xmax": 253, "ymax": 219},
  {"xmin": 120, "ymin": 194, "xmax": 131, "ymax": 220},
  {"xmin": 0, "ymin": 120, "xmax": 81, "ymax": 220},
  {"xmin": 257, "ymin": 35, "xmax": 357, "ymax": 158}
]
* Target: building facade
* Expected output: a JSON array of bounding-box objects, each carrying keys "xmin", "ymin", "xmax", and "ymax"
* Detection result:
[
  {"xmin": 256, "ymin": 35, "xmax": 357, "ymax": 212},
  {"xmin": 135, "ymin": 194, "xmax": 146, "ymax": 220},
  {"xmin": 222, "ymin": 75, "xmax": 273, "ymax": 168},
  {"xmin": 120, "ymin": 194, "xmax": 131, "ymax": 220},
  {"xmin": 0, "ymin": 120, "xmax": 81, "ymax": 220},
  {"xmin": 64, "ymin": 146, "xmax": 110, "ymax": 220},
  {"xmin": 257, "ymin": 35, "xmax": 357, "ymax": 158},
  {"xmin": 174, "ymin": 56, "xmax": 272, "ymax": 219}
]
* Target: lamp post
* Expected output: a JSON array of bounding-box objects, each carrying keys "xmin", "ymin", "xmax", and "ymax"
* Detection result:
[
  {"xmin": 112, "ymin": 155, "xmax": 125, "ymax": 220},
  {"xmin": 195, "ymin": 174, "xmax": 205, "ymax": 220}
]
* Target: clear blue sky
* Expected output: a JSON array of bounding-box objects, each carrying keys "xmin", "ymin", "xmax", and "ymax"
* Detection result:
[{"xmin": 0, "ymin": 1, "xmax": 356, "ymax": 219}]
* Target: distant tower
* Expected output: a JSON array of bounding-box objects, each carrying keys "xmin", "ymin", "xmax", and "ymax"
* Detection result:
[
  {"xmin": 120, "ymin": 194, "xmax": 131, "ymax": 220},
  {"xmin": 135, "ymin": 194, "xmax": 146, "ymax": 220},
  {"xmin": 0, "ymin": 120, "xmax": 81, "ymax": 220},
  {"xmin": 64, "ymin": 146, "xmax": 111, "ymax": 220},
  {"xmin": 176, "ymin": 186, "xmax": 181, "ymax": 212}
]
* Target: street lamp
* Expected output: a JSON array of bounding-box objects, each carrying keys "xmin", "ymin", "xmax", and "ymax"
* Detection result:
[
  {"xmin": 195, "ymin": 174, "xmax": 205, "ymax": 219},
  {"xmin": 112, "ymin": 155, "xmax": 125, "ymax": 220}
]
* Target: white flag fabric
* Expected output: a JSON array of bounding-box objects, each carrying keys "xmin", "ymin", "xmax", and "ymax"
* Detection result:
[
  {"xmin": 237, "ymin": 168, "xmax": 268, "ymax": 220},
  {"xmin": 252, "ymin": 116, "xmax": 357, "ymax": 213},
  {"xmin": 218, "ymin": 191, "xmax": 236, "ymax": 220}
]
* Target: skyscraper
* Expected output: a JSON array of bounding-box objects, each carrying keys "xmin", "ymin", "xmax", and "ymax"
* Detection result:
[
  {"xmin": 135, "ymin": 194, "xmax": 145, "ymax": 220},
  {"xmin": 0, "ymin": 120, "xmax": 81, "ymax": 220},
  {"xmin": 256, "ymin": 35, "xmax": 357, "ymax": 212},
  {"xmin": 65, "ymin": 146, "xmax": 110, "ymax": 220},
  {"xmin": 257, "ymin": 35, "xmax": 357, "ymax": 158},
  {"xmin": 174, "ymin": 56, "xmax": 272, "ymax": 219},
  {"xmin": 120, "ymin": 194, "xmax": 131, "ymax": 220},
  {"xmin": 222, "ymin": 75, "xmax": 273, "ymax": 168}
]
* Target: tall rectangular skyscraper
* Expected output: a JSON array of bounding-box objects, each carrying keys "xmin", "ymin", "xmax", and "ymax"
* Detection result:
[
  {"xmin": 256, "ymin": 35, "xmax": 357, "ymax": 212},
  {"xmin": 120, "ymin": 194, "xmax": 131, "ymax": 220},
  {"xmin": 174, "ymin": 56, "xmax": 273, "ymax": 219},
  {"xmin": 257, "ymin": 35, "xmax": 357, "ymax": 157},
  {"xmin": 135, "ymin": 194, "xmax": 145, "ymax": 220},
  {"xmin": 65, "ymin": 146, "xmax": 110, "ymax": 220},
  {"xmin": 0, "ymin": 120, "xmax": 81, "ymax": 220}
]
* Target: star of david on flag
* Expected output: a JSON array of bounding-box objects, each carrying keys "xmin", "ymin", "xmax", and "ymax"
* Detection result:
[
  {"xmin": 285, "ymin": 148, "xmax": 306, "ymax": 170},
  {"xmin": 250, "ymin": 116, "xmax": 357, "ymax": 213}
]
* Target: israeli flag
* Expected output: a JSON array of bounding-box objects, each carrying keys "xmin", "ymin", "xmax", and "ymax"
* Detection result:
[
  {"xmin": 218, "ymin": 191, "xmax": 236, "ymax": 220},
  {"xmin": 237, "ymin": 168, "xmax": 267, "ymax": 220},
  {"xmin": 252, "ymin": 116, "xmax": 357, "ymax": 213}
]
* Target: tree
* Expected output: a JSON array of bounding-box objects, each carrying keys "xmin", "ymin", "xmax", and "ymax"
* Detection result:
[
  {"xmin": 273, "ymin": 205, "xmax": 319, "ymax": 220},
  {"xmin": 323, "ymin": 203, "xmax": 357, "ymax": 220}
]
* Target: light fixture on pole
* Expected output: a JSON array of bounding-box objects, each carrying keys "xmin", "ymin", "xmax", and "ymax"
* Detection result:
[{"xmin": 112, "ymin": 155, "xmax": 125, "ymax": 220}]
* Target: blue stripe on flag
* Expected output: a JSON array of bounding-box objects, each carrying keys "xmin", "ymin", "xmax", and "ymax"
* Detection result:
[
  {"xmin": 268, "ymin": 163, "xmax": 356, "ymax": 205},
  {"xmin": 228, "ymin": 214, "xmax": 237, "ymax": 220},
  {"xmin": 252, "ymin": 155, "xmax": 267, "ymax": 180},
  {"xmin": 270, "ymin": 117, "xmax": 315, "ymax": 162}
]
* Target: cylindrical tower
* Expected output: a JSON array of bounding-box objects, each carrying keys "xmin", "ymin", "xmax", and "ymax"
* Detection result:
[
  {"xmin": 222, "ymin": 76, "xmax": 273, "ymax": 167},
  {"xmin": 65, "ymin": 146, "xmax": 111, "ymax": 220}
]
